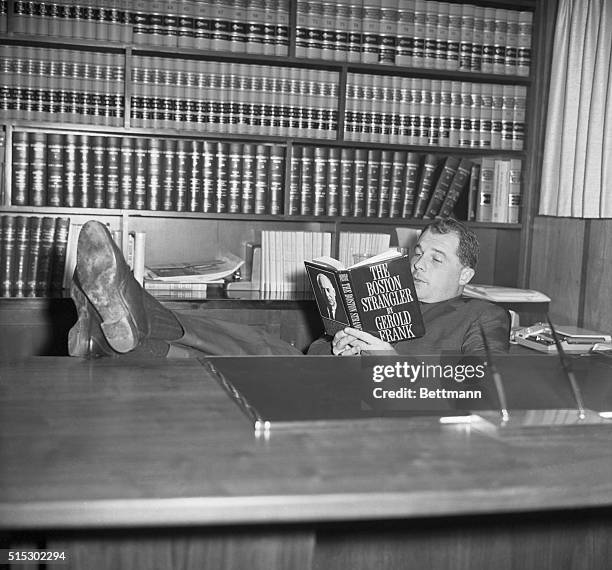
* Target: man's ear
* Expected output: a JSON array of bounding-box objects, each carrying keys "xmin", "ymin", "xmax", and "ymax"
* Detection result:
[{"xmin": 459, "ymin": 266, "xmax": 475, "ymax": 286}]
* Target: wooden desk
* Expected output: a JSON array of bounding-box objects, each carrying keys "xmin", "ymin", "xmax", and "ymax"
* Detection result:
[{"xmin": 1, "ymin": 357, "xmax": 611, "ymax": 570}]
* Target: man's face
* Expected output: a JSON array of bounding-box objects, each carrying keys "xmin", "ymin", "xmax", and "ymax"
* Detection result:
[
  {"xmin": 410, "ymin": 230, "xmax": 474, "ymax": 303},
  {"xmin": 319, "ymin": 275, "xmax": 337, "ymax": 308}
]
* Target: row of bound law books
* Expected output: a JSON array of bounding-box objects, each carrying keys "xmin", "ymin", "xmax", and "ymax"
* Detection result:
[
  {"xmin": 10, "ymin": 132, "xmax": 285, "ymax": 215},
  {"xmin": 9, "ymin": 0, "xmax": 290, "ymax": 56},
  {"xmin": 0, "ymin": 215, "xmax": 69, "ymax": 298},
  {"xmin": 295, "ymin": 1, "xmax": 532, "ymax": 77},
  {"xmin": 260, "ymin": 230, "xmax": 391, "ymax": 293},
  {"xmin": 292, "ymin": 148, "xmax": 474, "ymax": 220}
]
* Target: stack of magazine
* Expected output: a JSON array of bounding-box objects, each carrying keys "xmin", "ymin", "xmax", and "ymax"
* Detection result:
[{"xmin": 144, "ymin": 253, "xmax": 244, "ymax": 299}]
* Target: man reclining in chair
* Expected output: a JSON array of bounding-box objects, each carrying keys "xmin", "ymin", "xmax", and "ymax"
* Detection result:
[{"xmin": 69, "ymin": 218, "xmax": 509, "ymax": 358}]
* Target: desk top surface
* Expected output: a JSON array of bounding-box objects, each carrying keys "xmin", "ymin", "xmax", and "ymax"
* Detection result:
[{"xmin": 1, "ymin": 356, "xmax": 611, "ymax": 530}]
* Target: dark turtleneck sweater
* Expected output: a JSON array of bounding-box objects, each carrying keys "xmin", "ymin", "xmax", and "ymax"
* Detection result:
[{"xmin": 306, "ymin": 297, "xmax": 510, "ymax": 355}]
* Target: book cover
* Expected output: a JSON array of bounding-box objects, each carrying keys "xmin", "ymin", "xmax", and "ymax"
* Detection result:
[
  {"xmin": 423, "ymin": 155, "xmax": 461, "ymax": 218},
  {"xmin": 411, "ymin": 153, "xmax": 438, "ymax": 218},
  {"xmin": 305, "ymin": 249, "xmax": 425, "ymax": 343},
  {"xmin": 438, "ymin": 158, "xmax": 474, "ymax": 218}
]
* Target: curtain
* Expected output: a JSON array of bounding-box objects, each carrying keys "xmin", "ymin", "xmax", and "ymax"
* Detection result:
[{"xmin": 539, "ymin": 0, "xmax": 612, "ymax": 218}]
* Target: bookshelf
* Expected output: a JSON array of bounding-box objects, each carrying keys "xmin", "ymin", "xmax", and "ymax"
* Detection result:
[{"xmin": 0, "ymin": 0, "xmax": 546, "ymax": 304}]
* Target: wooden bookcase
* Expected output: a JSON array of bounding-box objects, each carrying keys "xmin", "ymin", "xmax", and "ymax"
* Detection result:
[{"xmin": 0, "ymin": 0, "xmax": 555, "ymax": 354}]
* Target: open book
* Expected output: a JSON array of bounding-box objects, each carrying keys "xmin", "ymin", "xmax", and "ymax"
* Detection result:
[{"xmin": 304, "ymin": 249, "xmax": 425, "ymax": 341}]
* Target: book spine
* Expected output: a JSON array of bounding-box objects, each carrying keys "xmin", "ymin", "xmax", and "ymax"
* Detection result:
[
  {"xmin": 339, "ymin": 147, "xmax": 354, "ymax": 217},
  {"xmin": 63, "ymin": 133, "xmax": 77, "ymax": 208},
  {"xmin": 299, "ymin": 145, "xmax": 314, "ymax": 216},
  {"xmin": 476, "ymin": 157, "xmax": 495, "ymax": 222},
  {"xmin": 133, "ymin": 138, "xmax": 147, "ymax": 210},
  {"xmin": 508, "ymin": 158, "xmax": 522, "ymax": 223},
  {"xmin": 36, "ymin": 216, "xmax": 56, "ymax": 296},
  {"xmin": 466, "ymin": 163, "xmax": 481, "ymax": 221},
  {"xmin": 50, "ymin": 216, "xmax": 70, "ymax": 293},
  {"xmin": 412, "ymin": 153, "xmax": 438, "ymax": 218},
  {"xmin": 105, "ymin": 136, "xmax": 120, "ymax": 209},
  {"xmin": 365, "ymin": 149, "xmax": 381, "ymax": 218},
  {"xmin": 313, "ymin": 146, "xmax": 328, "ymax": 216},
  {"xmin": 29, "ymin": 132, "xmax": 47, "ymax": 206},
  {"xmin": 240, "ymin": 143, "xmax": 255, "ymax": 214},
  {"xmin": 288, "ymin": 145, "xmax": 301, "ymax": 216},
  {"xmin": 517, "ymin": 11, "xmax": 533, "ymax": 77},
  {"xmin": 120, "ymin": 136, "xmax": 134, "ymax": 209},
  {"xmin": 25, "ymin": 216, "xmax": 42, "ymax": 297},
  {"xmin": 227, "ymin": 142, "xmax": 242, "ymax": 214},
  {"xmin": 201, "ymin": 140, "xmax": 216, "ymax": 213},
  {"xmin": 389, "ymin": 150, "xmax": 406, "ymax": 218},
  {"xmin": 351, "ymin": 148, "xmax": 366, "ymax": 218},
  {"xmin": 401, "ymin": 152, "xmax": 420, "ymax": 218},
  {"xmin": 12, "ymin": 216, "xmax": 28, "ymax": 297},
  {"xmin": 11, "ymin": 131, "xmax": 29, "ymax": 206},
  {"xmin": 214, "ymin": 141, "xmax": 229, "ymax": 212},
  {"xmin": 161, "ymin": 137, "xmax": 176, "ymax": 211},
  {"xmin": 76, "ymin": 135, "xmax": 91, "ymax": 208},
  {"xmin": 325, "ymin": 146, "xmax": 340, "ymax": 216},
  {"xmin": 0, "ymin": 215, "xmax": 15, "ymax": 297},
  {"xmin": 268, "ymin": 144, "xmax": 284, "ymax": 215},
  {"xmin": 376, "ymin": 149, "xmax": 393, "ymax": 218},
  {"xmin": 254, "ymin": 143, "xmax": 269, "ymax": 215},
  {"xmin": 438, "ymin": 158, "xmax": 473, "ymax": 218},
  {"xmin": 147, "ymin": 137, "xmax": 162, "ymax": 211},
  {"xmin": 337, "ymin": 270, "xmax": 362, "ymax": 330},
  {"xmin": 423, "ymin": 156, "xmax": 460, "ymax": 219},
  {"xmin": 186, "ymin": 139, "xmax": 201, "ymax": 213},
  {"xmin": 175, "ymin": 138, "xmax": 188, "ymax": 212},
  {"xmin": 46, "ymin": 133, "xmax": 63, "ymax": 207},
  {"xmin": 491, "ymin": 159, "xmax": 509, "ymax": 223}
]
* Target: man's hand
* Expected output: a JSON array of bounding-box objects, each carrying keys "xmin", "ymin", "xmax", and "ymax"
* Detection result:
[{"xmin": 332, "ymin": 328, "xmax": 397, "ymax": 356}]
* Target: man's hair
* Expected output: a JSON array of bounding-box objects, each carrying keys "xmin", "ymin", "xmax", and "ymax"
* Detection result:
[
  {"xmin": 316, "ymin": 273, "xmax": 331, "ymax": 288},
  {"xmin": 421, "ymin": 218, "xmax": 479, "ymax": 269}
]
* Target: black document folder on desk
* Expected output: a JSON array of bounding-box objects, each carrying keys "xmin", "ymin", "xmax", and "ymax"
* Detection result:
[{"xmin": 202, "ymin": 355, "xmax": 612, "ymax": 430}]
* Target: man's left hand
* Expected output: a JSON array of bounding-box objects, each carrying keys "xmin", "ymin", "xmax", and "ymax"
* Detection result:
[{"xmin": 333, "ymin": 328, "xmax": 396, "ymax": 356}]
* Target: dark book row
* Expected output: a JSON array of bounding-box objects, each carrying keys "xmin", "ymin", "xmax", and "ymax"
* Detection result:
[
  {"xmin": 296, "ymin": 1, "xmax": 532, "ymax": 76},
  {"xmin": 290, "ymin": 147, "xmax": 473, "ymax": 220},
  {"xmin": 11, "ymin": 132, "xmax": 285, "ymax": 215},
  {"xmin": 10, "ymin": 0, "xmax": 290, "ymax": 55},
  {"xmin": 0, "ymin": 215, "xmax": 69, "ymax": 298}
]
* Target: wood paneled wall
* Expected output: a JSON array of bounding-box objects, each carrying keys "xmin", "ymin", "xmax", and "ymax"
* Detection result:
[{"xmin": 528, "ymin": 216, "xmax": 612, "ymax": 331}]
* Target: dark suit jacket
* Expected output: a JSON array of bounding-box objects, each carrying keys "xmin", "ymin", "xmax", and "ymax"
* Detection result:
[{"xmin": 307, "ymin": 297, "xmax": 510, "ymax": 355}]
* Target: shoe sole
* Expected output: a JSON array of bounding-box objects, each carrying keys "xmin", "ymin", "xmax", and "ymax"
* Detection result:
[{"xmin": 76, "ymin": 222, "xmax": 138, "ymax": 353}]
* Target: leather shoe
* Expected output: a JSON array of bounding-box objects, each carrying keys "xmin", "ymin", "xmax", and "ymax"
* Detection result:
[
  {"xmin": 68, "ymin": 276, "xmax": 115, "ymax": 357},
  {"xmin": 75, "ymin": 221, "xmax": 148, "ymax": 353}
]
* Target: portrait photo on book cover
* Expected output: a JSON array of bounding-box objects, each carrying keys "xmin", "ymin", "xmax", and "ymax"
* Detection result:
[{"xmin": 308, "ymin": 268, "xmax": 349, "ymax": 329}]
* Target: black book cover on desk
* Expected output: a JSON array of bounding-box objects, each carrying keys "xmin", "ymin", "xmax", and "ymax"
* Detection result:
[
  {"xmin": 304, "ymin": 249, "xmax": 425, "ymax": 341},
  {"xmin": 202, "ymin": 356, "xmax": 481, "ymax": 429}
]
